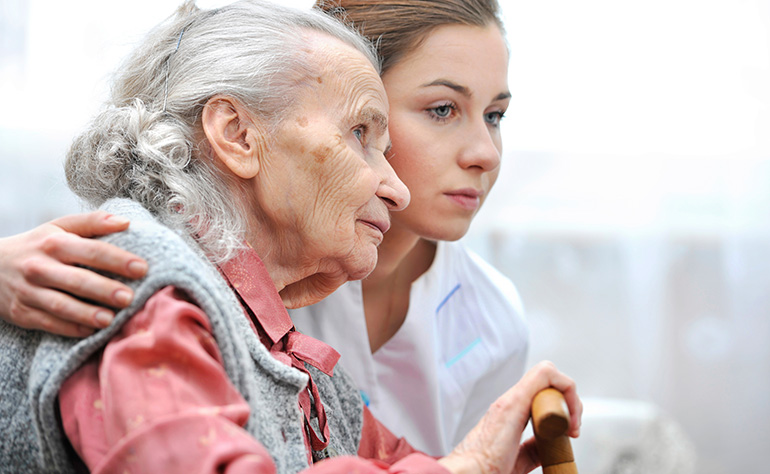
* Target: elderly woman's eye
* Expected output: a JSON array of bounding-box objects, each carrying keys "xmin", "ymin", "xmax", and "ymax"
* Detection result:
[{"xmin": 353, "ymin": 126, "xmax": 365, "ymax": 143}]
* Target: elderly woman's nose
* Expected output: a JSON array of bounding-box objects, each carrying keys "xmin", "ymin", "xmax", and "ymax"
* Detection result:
[{"xmin": 376, "ymin": 160, "xmax": 410, "ymax": 211}]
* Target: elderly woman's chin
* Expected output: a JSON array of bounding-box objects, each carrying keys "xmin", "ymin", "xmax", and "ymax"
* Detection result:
[
  {"xmin": 333, "ymin": 240, "xmax": 380, "ymax": 284},
  {"xmin": 327, "ymin": 221, "xmax": 385, "ymax": 282},
  {"xmin": 345, "ymin": 246, "xmax": 379, "ymax": 281},
  {"xmin": 279, "ymin": 244, "xmax": 378, "ymax": 309}
]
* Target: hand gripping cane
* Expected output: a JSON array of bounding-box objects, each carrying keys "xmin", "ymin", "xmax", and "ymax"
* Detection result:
[{"xmin": 531, "ymin": 388, "xmax": 578, "ymax": 474}]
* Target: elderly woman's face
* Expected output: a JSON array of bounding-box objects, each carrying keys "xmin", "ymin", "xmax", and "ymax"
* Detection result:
[{"xmin": 254, "ymin": 35, "xmax": 409, "ymax": 287}]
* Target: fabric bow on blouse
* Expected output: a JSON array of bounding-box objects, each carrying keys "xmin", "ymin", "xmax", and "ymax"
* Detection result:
[{"xmin": 219, "ymin": 247, "xmax": 341, "ymax": 460}]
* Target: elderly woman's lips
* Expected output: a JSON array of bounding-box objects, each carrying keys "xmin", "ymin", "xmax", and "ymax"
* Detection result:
[
  {"xmin": 359, "ymin": 218, "xmax": 390, "ymax": 234},
  {"xmin": 445, "ymin": 189, "xmax": 482, "ymax": 211}
]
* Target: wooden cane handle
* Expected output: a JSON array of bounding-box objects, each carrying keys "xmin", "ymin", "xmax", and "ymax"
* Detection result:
[
  {"xmin": 532, "ymin": 388, "xmax": 578, "ymax": 474},
  {"xmin": 532, "ymin": 388, "xmax": 570, "ymax": 439}
]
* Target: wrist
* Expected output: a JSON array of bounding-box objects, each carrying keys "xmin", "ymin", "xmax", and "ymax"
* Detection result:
[{"xmin": 437, "ymin": 453, "xmax": 483, "ymax": 474}]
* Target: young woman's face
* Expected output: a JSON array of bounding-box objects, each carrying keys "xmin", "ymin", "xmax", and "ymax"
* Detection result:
[{"xmin": 382, "ymin": 24, "xmax": 510, "ymax": 241}]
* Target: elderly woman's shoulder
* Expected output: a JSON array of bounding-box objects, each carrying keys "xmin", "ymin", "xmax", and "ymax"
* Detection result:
[{"xmin": 97, "ymin": 198, "xmax": 212, "ymax": 275}]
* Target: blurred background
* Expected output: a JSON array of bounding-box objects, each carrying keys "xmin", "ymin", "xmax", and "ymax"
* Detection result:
[{"xmin": 1, "ymin": 0, "xmax": 768, "ymax": 472}]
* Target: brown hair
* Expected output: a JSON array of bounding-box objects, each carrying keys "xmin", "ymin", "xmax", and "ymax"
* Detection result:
[{"xmin": 315, "ymin": 0, "xmax": 504, "ymax": 75}]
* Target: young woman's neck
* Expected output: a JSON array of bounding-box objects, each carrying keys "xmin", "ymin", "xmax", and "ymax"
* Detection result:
[
  {"xmin": 361, "ymin": 224, "xmax": 437, "ymax": 352},
  {"xmin": 365, "ymin": 224, "xmax": 435, "ymax": 285}
]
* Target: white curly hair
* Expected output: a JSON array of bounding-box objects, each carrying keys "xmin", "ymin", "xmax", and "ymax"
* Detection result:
[{"xmin": 65, "ymin": 0, "xmax": 378, "ymax": 263}]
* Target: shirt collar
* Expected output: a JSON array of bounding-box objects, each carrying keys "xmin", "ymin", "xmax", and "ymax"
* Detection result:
[
  {"xmin": 217, "ymin": 244, "xmax": 341, "ymax": 453},
  {"xmin": 218, "ymin": 244, "xmax": 294, "ymax": 344}
]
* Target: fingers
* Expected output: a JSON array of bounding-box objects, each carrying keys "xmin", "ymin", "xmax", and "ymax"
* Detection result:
[
  {"xmin": 514, "ymin": 437, "xmax": 541, "ymax": 474},
  {"xmin": 443, "ymin": 362, "xmax": 581, "ymax": 474},
  {"xmin": 22, "ymin": 256, "xmax": 135, "ymax": 315},
  {"xmin": 38, "ymin": 231, "xmax": 147, "ymax": 280},
  {"xmin": 51, "ymin": 211, "xmax": 130, "ymax": 237},
  {"xmin": 47, "ymin": 210, "xmax": 148, "ymax": 281},
  {"xmin": 526, "ymin": 361, "xmax": 583, "ymax": 438},
  {"xmin": 565, "ymin": 387, "xmax": 583, "ymax": 438},
  {"xmin": 9, "ymin": 295, "xmax": 98, "ymax": 338},
  {"xmin": 0, "ymin": 214, "xmax": 146, "ymax": 337}
]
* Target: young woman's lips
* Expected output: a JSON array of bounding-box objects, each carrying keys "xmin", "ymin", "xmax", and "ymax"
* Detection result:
[{"xmin": 445, "ymin": 188, "xmax": 482, "ymax": 211}]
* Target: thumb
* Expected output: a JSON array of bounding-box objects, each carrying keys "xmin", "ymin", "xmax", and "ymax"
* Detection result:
[
  {"xmin": 514, "ymin": 436, "xmax": 541, "ymax": 474},
  {"xmin": 51, "ymin": 211, "xmax": 130, "ymax": 237}
]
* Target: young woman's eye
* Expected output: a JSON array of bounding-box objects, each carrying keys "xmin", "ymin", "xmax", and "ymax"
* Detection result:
[
  {"xmin": 428, "ymin": 103, "xmax": 456, "ymax": 122},
  {"xmin": 434, "ymin": 105, "xmax": 452, "ymax": 117},
  {"xmin": 485, "ymin": 111, "xmax": 506, "ymax": 127}
]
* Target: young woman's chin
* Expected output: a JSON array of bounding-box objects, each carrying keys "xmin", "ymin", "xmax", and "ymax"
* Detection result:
[{"xmin": 394, "ymin": 213, "xmax": 474, "ymax": 243}]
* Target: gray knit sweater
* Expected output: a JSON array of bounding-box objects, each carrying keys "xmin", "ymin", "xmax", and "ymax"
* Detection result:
[{"xmin": 0, "ymin": 198, "xmax": 363, "ymax": 474}]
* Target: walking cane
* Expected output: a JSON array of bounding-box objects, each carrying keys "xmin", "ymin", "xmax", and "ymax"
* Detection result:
[{"xmin": 531, "ymin": 388, "xmax": 578, "ymax": 474}]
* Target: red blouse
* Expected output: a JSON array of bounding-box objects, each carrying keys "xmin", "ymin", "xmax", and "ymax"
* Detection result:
[{"xmin": 58, "ymin": 247, "xmax": 448, "ymax": 473}]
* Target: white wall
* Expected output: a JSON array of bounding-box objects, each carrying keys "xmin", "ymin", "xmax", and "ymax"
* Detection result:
[
  {"xmin": 469, "ymin": 2, "xmax": 770, "ymax": 472},
  {"xmin": 2, "ymin": 1, "xmax": 768, "ymax": 473}
]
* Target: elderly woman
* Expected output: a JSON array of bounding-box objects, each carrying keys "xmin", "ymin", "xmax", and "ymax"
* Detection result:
[{"xmin": 0, "ymin": 1, "xmax": 578, "ymax": 473}]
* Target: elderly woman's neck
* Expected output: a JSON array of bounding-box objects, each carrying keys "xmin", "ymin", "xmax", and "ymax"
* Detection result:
[{"xmin": 246, "ymin": 236, "xmax": 347, "ymax": 309}]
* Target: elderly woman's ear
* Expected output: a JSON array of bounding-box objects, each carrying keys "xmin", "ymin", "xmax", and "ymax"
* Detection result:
[{"xmin": 202, "ymin": 95, "xmax": 266, "ymax": 179}]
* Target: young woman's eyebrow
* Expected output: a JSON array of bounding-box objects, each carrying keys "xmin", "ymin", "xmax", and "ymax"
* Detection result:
[
  {"xmin": 421, "ymin": 80, "xmax": 512, "ymax": 102},
  {"xmin": 421, "ymin": 79, "xmax": 472, "ymax": 97},
  {"xmin": 494, "ymin": 91, "xmax": 512, "ymax": 101}
]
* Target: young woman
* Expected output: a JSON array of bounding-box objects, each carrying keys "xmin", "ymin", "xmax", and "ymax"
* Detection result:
[{"xmin": 0, "ymin": 0, "xmax": 543, "ymax": 457}]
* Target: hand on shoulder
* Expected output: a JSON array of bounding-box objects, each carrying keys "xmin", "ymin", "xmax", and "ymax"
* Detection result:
[{"xmin": 0, "ymin": 211, "xmax": 147, "ymax": 337}]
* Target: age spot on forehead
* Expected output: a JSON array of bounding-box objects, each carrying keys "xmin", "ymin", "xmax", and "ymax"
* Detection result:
[{"xmin": 296, "ymin": 116, "xmax": 308, "ymax": 127}]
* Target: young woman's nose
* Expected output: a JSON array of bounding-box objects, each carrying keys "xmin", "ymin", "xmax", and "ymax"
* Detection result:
[{"xmin": 458, "ymin": 119, "xmax": 502, "ymax": 172}]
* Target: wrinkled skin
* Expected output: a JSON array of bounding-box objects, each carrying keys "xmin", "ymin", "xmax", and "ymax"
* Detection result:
[
  {"xmin": 0, "ymin": 34, "xmax": 411, "ymax": 332},
  {"xmin": 438, "ymin": 361, "xmax": 582, "ymax": 474},
  {"xmin": 0, "ymin": 25, "xmax": 510, "ymax": 332},
  {"xmin": 0, "ymin": 26, "xmax": 582, "ymax": 474},
  {"xmin": 243, "ymin": 33, "xmax": 409, "ymax": 308}
]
